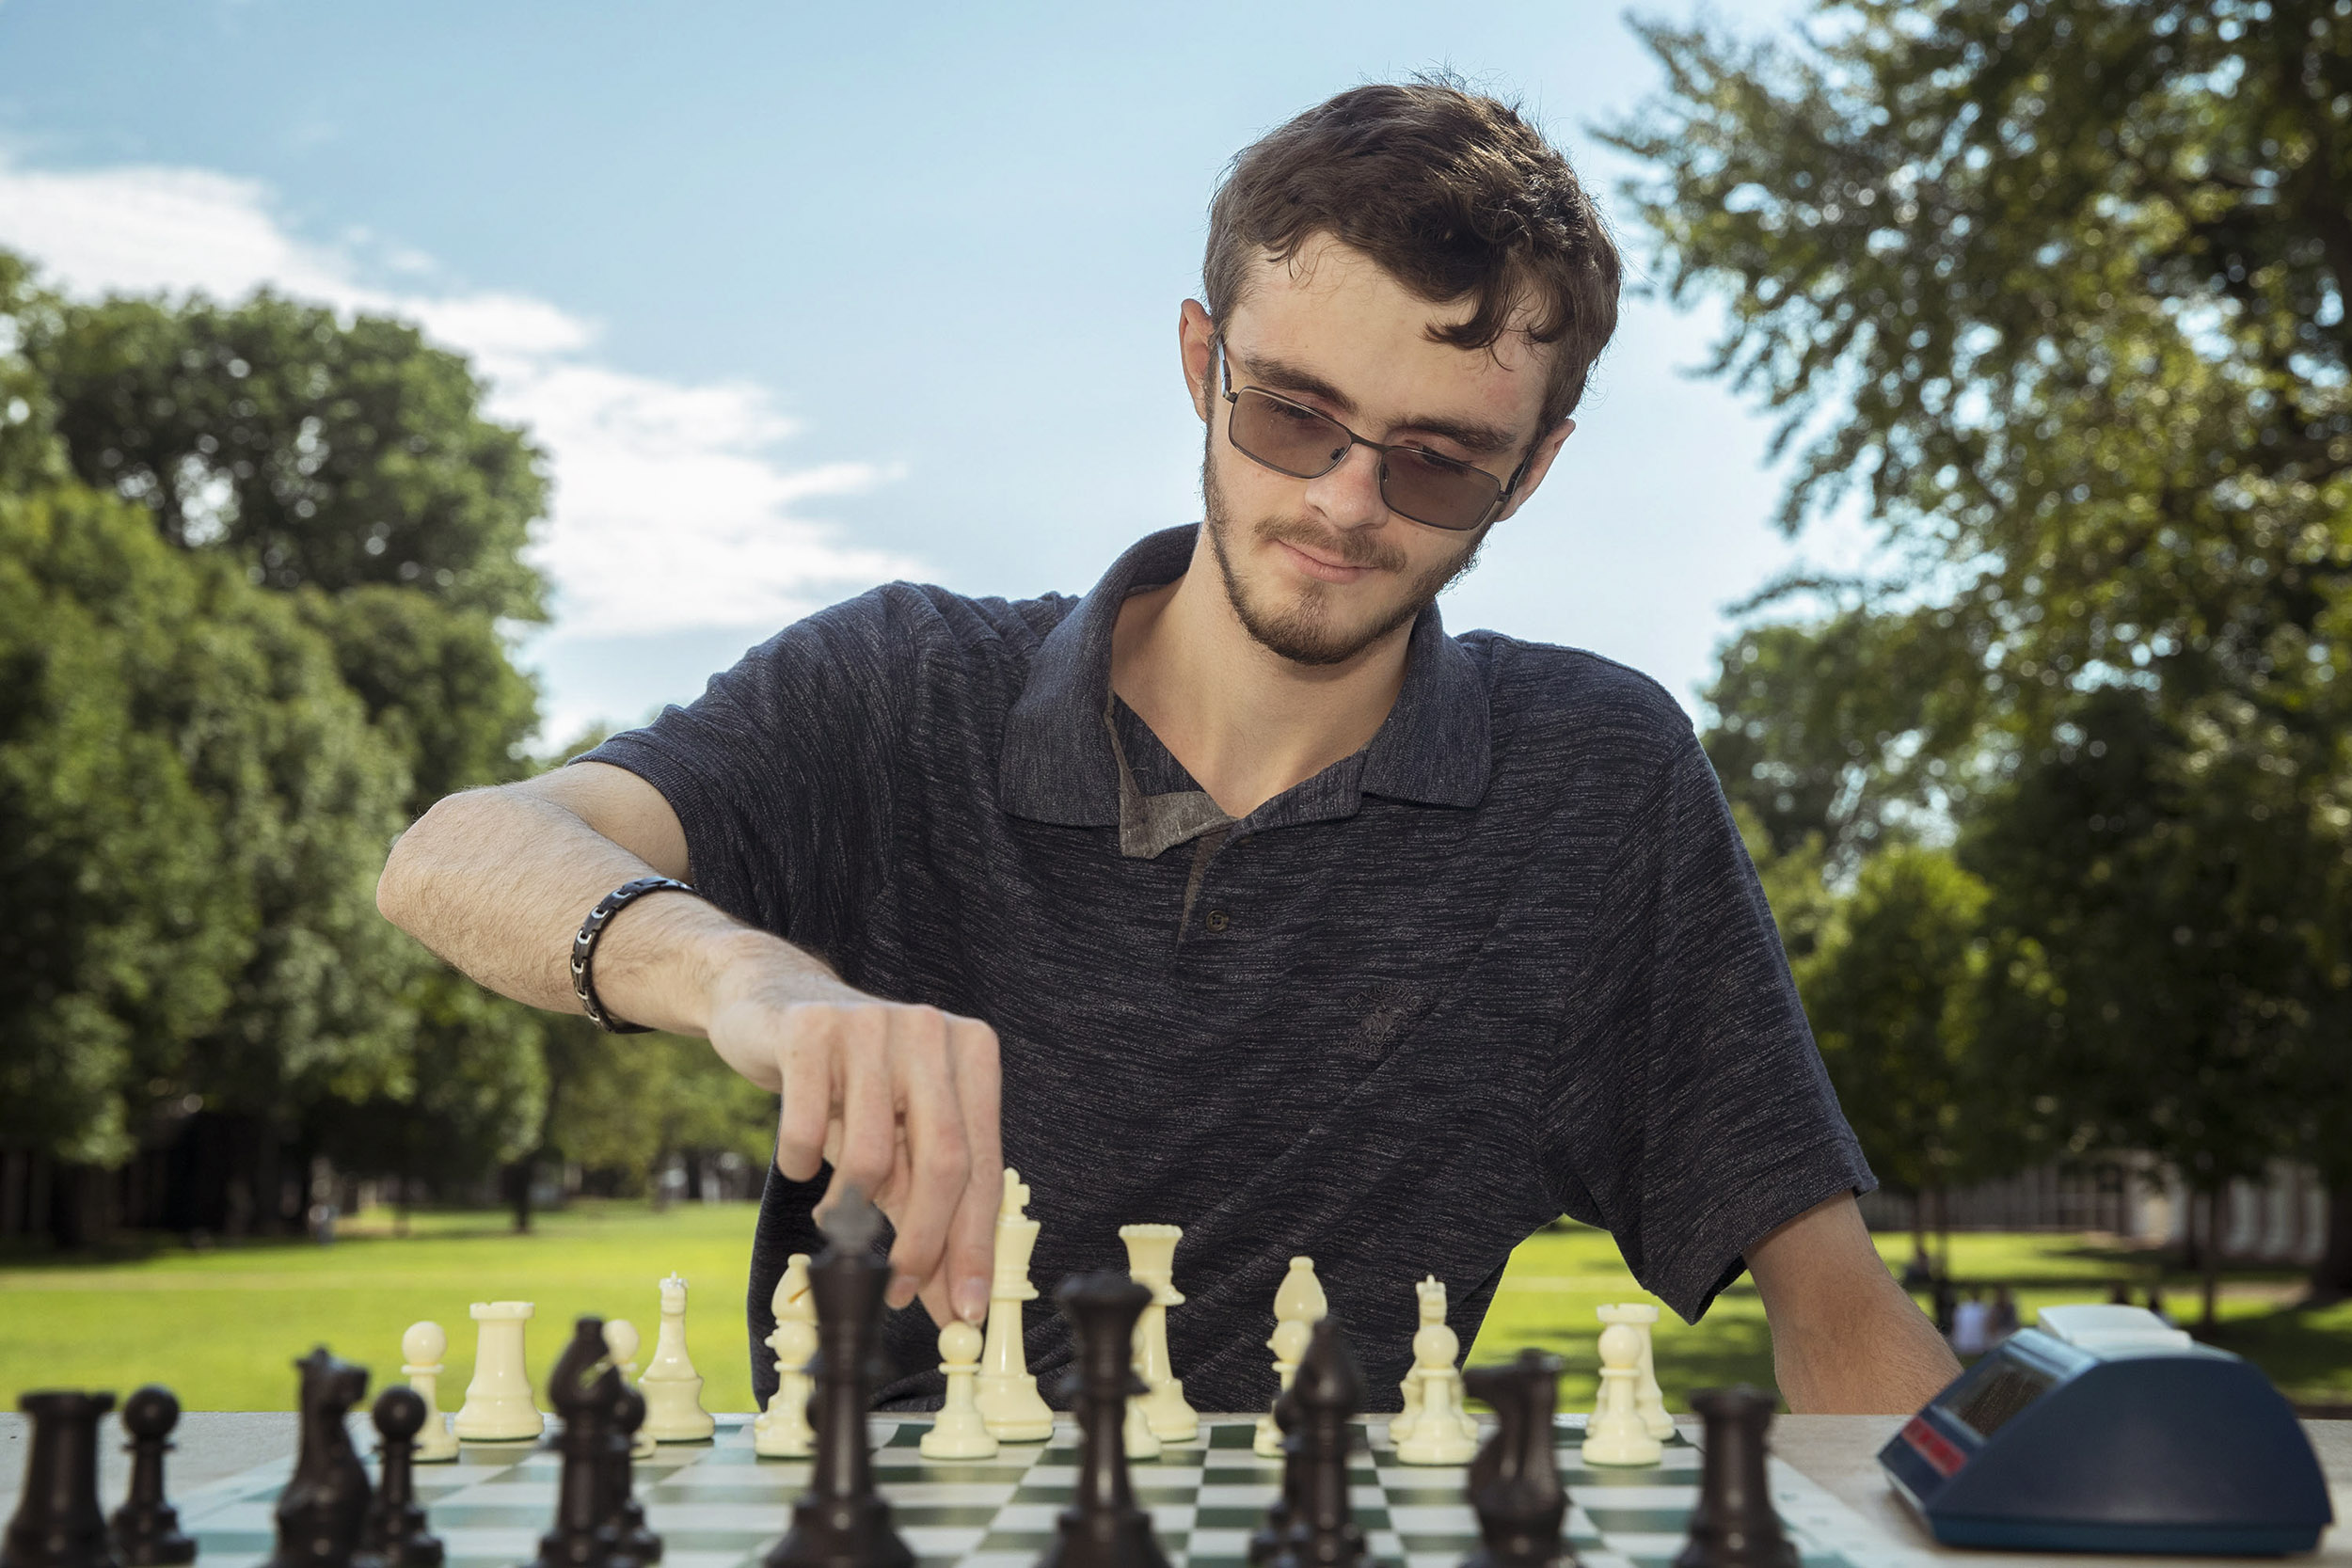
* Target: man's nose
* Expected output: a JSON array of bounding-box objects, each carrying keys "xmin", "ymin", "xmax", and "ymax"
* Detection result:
[{"xmin": 1301, "ymin": 440, "xmax": 1388, "ymax": 528}]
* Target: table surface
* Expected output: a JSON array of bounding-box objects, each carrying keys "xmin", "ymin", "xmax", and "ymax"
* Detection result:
[{"xmin": 2, "ymin": 1412, "xmax": 2344, "ymax": 1566}]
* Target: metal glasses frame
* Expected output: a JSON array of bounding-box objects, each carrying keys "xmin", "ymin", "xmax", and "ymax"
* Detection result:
[{"xmin": 1215, "ymin": 337, "xmax": 1534, "ymax": 531}]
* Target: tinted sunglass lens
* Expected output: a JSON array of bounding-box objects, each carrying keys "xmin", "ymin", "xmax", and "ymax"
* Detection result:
[
  {"xmin": 1232, "ymin": 390, "xmax": 1349, "ymax": 477},
  {"xmin": 1381, "ymin": 447, "xmax": 1497, "ymax": 531}
]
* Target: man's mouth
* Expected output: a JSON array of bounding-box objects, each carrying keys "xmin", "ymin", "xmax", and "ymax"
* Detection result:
[{"xmin": 1273, "ymin": 537, "xmax": 1381, "ymax": 584}]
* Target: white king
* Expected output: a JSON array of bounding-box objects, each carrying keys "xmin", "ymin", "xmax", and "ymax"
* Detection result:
[{"xmin": 975, "ymin": 1167, "xmax": 1055, "ymax": 1441}]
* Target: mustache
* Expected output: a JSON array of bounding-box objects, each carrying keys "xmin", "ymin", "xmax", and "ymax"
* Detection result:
[{"xmin": 1253, "ymin": 515, "xmax": 1406, "ymax": 573}]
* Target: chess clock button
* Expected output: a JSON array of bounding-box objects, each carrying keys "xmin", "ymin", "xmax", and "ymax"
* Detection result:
[{"xmin": 1204, "ymin": 910, "xmax": 1231, "ymax": 932}]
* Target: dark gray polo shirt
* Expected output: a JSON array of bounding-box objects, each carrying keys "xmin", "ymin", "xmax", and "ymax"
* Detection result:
[{"xmin": 581, "ymin": 525, "xmax": 1872, "ymax": 1413}]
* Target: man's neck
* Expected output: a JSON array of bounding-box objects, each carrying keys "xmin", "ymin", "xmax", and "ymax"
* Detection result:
[{"xmin": 1108, "ymin": 534, "xmax": 1411, "ymax": 820}]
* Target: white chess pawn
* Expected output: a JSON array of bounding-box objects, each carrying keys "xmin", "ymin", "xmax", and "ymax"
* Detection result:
[
  {"xmin": 1599, "ymin": 1301, "xmax": 1674, "ymax": 1440},
  {"xmin": 638, "ymin": 1272, "xmax": 715, "ymax": 1442},
  {"xmin": 921, "ymin": 1321, "xmax": 999, "ymax": 1460},
  {"xmin": 1581, "ymin": 1322, "xmax": 1662, "ymax": 1467},
  {"xmin": 755, "ymin": 1254, "xmax": 818, "ymax": 1459},
  {"xmin": 1389, "ymin": 1364, "xmax": 1424, "ymax": 1449},
  {"xmin": 1254, "ymin": 1256, "xmax": 1327, "ymax": 1457},
  {"xmin": 603, "ymin": 1319, "xmax": 657, "ymax": 1460},
  {"xmin": 453, "ymin": 1300, "xmax": 543, "ymax": 1441},
  {"xmin": 1394, "ymin": 1278, "xmax": 1476, "ymax": 1465},
  {"xmin": 399, "ymin": 1321, "xmax": 461, "ymax": 1462},
  {"xmin": 1120, "ymin": 1223, "xmax": 1198, "ymax": 1443},
  {"xmin": 976, "ymin": 1169, "xmax": 1054, "ymax": 1442},
  {"xmin": 1122, "ymin": 1386, "xmax": 1162, "ymax": 1461}
]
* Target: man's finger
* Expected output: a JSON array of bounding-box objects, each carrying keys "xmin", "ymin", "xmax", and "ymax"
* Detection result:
[
  {"xmin": 886, "ymin": 1010, "xmax": 971, "ymax": 1316},
  {"xmin": 772, "ymin": 1010, "xmax": 834, "ymax": 1182},
  {"xmin": 822, "ymin": 1012, "xmax": 896, "ymax": 1230},
  {"xmin": 941, "ymin": 1017, "xmax": 1004, "ymax": 1324}
]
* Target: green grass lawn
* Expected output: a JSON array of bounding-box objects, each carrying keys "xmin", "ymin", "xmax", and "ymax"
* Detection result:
[{"xmin": 3, "ymin": 1204, "xmax": 2346, "ymax": 1413}]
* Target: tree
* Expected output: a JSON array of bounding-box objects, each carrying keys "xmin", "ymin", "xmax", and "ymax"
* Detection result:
[
  {"xmin": 24, "ymin": 289, "xmax": 547, "ymax": 621},
  {"xmin": 0, "ymin": 480, "xmax": 413, "ymax": 1225},
  {"xmin": 1797, "ymin": 845, "xmax": 1997, "ymax": 1262},
  {"xmin": 1610, "ymin": 0, "xmax": 2352, "ymax": 1297}
]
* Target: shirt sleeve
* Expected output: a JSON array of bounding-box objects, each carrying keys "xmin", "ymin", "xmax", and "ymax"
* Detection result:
[
  {"xmin": 574, "ymin": 586, "xmax": 912, "ymax": 963},
  {"xmin": 1546, "ymin": 728, "xmax": 1875, "ymax": 1323}
]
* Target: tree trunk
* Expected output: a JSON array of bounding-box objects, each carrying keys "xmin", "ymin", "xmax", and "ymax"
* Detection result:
[
  {"xmin": 2200, "ymin": 1189, "xmax": 2223, "ymax": 1336},
  {"xmin": 505, "ymin": 1158, "xmax": 534, "ymax": 1233},
  {"xmin": 2308, "ymin": 1179, "xmax": 2352, "ymax": 1306},
  {"xmin": 683, "ymin": 1150, "xmax": 706, "ymax": 1203}
]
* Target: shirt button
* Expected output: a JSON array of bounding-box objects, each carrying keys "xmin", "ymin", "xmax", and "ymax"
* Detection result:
[{"xmin": 1204, "ymin": 910, "xmax": 1231, "ymax": 933}]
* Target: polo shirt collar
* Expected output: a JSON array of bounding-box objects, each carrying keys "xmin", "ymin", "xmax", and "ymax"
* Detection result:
[{"xmin": 997, "ymin": 525, "xmax": 1492, "ymax": 830}]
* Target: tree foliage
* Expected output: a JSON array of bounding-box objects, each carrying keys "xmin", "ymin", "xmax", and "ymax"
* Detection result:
[{"xmin": 1622, "ymin": 0, "xmax": 2352, "ymax": 1239}]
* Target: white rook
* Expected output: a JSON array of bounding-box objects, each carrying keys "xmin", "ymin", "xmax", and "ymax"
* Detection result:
[{"xmin": 453, "ymin": 1301, "xmax": 543, "ymax": 1441}]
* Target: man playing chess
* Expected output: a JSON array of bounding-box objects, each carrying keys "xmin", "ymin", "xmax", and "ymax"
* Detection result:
[{"xmin": 377, "ymin": 78, "xmax": 1962, "ymax": 1417}]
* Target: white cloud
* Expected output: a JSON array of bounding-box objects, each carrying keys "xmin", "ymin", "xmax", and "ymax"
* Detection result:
[{"xmin": 0, "ymin": 159, "xmax": 917, "ymax": 651}]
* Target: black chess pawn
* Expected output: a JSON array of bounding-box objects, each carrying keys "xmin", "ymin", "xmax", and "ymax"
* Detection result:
[
  {"xmin": 354, "ymin": 1388, "xmax": 441, "ymax": 1568},
  {"xmin": 265, "ymin": 1350, "xmax": 373, "ymax": 1568},
  {"xmin": 765, "ymin": 1189, "xmax": 914, "ymax": 1568},
  {"xmin": 1460, "ymin": 1352, "xmax": 1573, "ymax": 1568},
  {"xmin": 108, "ymin": 1386, "xmax": 194, "ymax": 1567},
  {"xmin": 1272, "ymin": 1319, "xmax": 1367, "ymax": 1568},
  {"xmin": 600, "ymin": 1386, "xmax": 661, "ymax": 1568},
  {"xmin": 2, "ymin": 1390, "xmax": 119, "ymax": 1568},
  {"xmin": 1037, "ymin": 1272, "xmax": 1168, "ymax": 1568},
  {"xmin": 531, "ymin": 1318, "xmax": 626, "ymax": 1568},
  {"xmin": 1674, "ymin": 1386, "xmax": 1795, "ymax": 1568}
]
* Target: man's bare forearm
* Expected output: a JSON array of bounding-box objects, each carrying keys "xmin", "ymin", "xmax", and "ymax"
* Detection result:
[
  {"xmin": 1768, "ymin": 1265, "xmax": 1961, "ymax": 1414},
  {"xmin": 375, "ymin": 782, "xmax": 844, "ymax": 1048}
]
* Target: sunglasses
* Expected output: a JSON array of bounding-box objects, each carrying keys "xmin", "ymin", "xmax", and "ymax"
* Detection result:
[{"xmin": 1215, "ymin": 338, "xmax": 1533, "ymax": 532}]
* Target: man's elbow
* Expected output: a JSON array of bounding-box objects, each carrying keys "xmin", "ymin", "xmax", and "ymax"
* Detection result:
[{"xmin": 376, "ymin": 788, "xmax": 491, "ymax": 932}]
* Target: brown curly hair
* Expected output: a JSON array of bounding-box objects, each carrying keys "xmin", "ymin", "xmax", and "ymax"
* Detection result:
[{"xmin": 1204, "ymin": 77, "xmax": 1621, "ymax": 433}]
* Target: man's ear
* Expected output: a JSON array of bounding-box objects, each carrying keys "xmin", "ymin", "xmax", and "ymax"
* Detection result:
[
  {"xmin": 1492, "ymin": 417, "xmax": 1577, "ymax": 523},
  {"xmin": 1179, "ymin": 299, "xmax": 1216, "ymax": 422}
]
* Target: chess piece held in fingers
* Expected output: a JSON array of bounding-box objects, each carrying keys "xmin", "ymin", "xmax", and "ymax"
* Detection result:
[{"xmin": 764, "ymin": 1189, "xmax": 914, "ymax": 1568}]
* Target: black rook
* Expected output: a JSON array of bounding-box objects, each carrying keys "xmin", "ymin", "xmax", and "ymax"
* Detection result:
[
  {"xmin": 2, "ymin": 1390, "xmax": 119, "ymax": 1568},
  {"xmin": 1674, "ymin": 1386, "xmax": 1795, "ymax": 1568}
]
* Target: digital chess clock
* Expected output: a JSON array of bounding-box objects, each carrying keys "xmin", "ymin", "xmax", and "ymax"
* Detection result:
[{"xmin": 1879, "ymin": 1304, "xmax": 2332, "ymax": 1555}]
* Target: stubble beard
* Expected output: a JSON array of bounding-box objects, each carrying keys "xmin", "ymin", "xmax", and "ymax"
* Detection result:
[{"xmin": 1200, "ymin": 442, "xmax": 1489, "ymax": 668}]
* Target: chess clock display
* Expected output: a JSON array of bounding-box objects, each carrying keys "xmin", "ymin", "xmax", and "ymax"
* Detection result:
[{"xmin": 1878, "ymin": 1304, "xmax": 2332, "ymax": 1554}]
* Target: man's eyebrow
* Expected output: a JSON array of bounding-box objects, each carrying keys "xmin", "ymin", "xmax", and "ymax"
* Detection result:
[{"xmin": 1233, "ymin": 348, "xmax": 1519, "ymax": 456}]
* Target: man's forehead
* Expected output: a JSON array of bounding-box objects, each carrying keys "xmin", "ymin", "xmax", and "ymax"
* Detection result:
[{"xmin": 1224, "ymin": 234, "xmax": 1550, "ymax": 429}]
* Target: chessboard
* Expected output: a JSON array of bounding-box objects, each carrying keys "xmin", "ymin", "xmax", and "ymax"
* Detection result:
[{"xmin": 162, "ymin": 1413, "xmax": 1932, "ymax": 1568}]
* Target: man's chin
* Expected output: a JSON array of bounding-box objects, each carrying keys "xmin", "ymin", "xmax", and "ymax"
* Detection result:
[{"xmin": 1232, "ymin": 576, "xmax": 1419, "ymax": 667}]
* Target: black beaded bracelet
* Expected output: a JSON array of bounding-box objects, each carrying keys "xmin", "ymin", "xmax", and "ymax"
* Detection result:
[{"xmin": 570, "ymin": 876, "xmax": 697, "ymax": 1033}]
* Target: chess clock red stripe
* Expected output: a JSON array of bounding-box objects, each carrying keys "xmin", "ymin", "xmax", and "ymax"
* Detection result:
[{"xmin": 1900, "ymin": 1415, "xmax": 1966, "ymax": 1478}]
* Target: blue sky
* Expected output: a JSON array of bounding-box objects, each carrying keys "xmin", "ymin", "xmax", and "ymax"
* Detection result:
[{"xmin": 0, "ymin": 0, "xmax": 1860, "ymax": 743}]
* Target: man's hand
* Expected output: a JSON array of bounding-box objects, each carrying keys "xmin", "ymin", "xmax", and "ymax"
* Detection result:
[
  {"xmin": 706, "ymin": 960, "xmax": 1003, "ymax": 1332},
  {"xmin": 375, "ymin": 762, "xmax": 1006, "ymax": 1331},
  {"xmin": 1746, "ymin": 1193, "xmax": 1961, "ymax": 1413}
]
